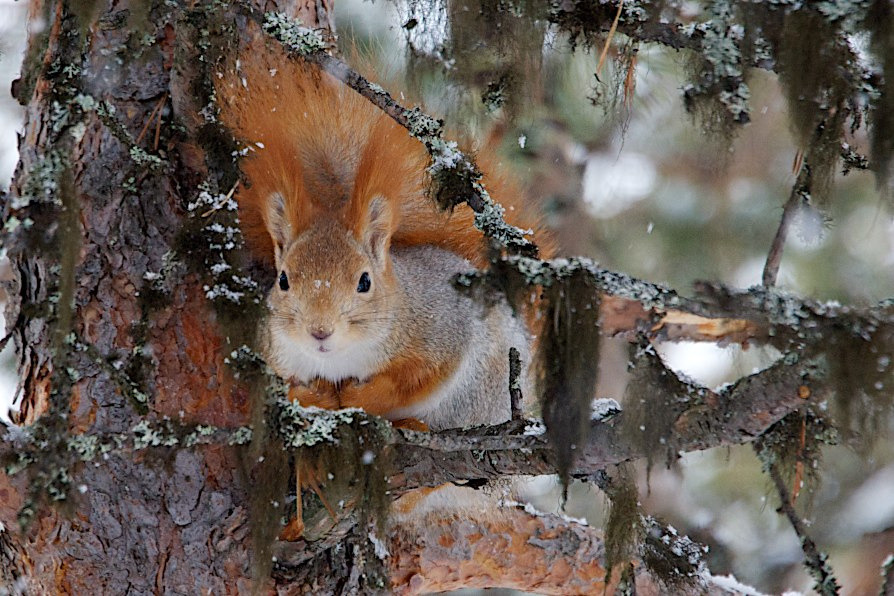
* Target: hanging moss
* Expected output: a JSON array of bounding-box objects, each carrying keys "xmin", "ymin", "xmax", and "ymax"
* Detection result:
[
  {"xmin": 587, "ymin": 41, "xmax": 639, "ymax": 121},
  {"xmin": 766, "ymin": 7, "xmax": 855, "ymax": 205},
  {"xmin": 275, "ymin": 401, "xmax": 393, "ymax": 586},
  {"xmin": 445, "ymin": 0, "xmax": 547, "ymax": 119},
  {"xmin": 864, "ymin": 0, "xmax": 894, "ymax": 190},
  {"xmin": 621, "ymin": 342, "xmax": 708, "ymax": 471},
  {"xmin": 754, "ymin": 408, "xmax": 837, "ymax": 508},
  {"xmin": 596, "ymin": 465, "xmax": 642, "ymax": 583},
  {"xmin": 11, "ymin": 0, "xmax": 53, "ymax": 106},
  {"xmin": 68, "ymin": 0, "xmax": 103, "ymax": 32},
  {"xmin": 174, "ymin": 5, "xmax": 279, "ymax": 585},
  {"xmin": 2, "ymin": 2, "xmax": 95, "ymax": 520},
  {"xmin": 548, "ymin": 0, "xmax": 657, "ymax": 53},
  {"xmin": 822, "ymin": 322, "xmax": 894, "ymax": 450},
  {"xmin": 241, "ymin": 410, "xmax": 288, "ymax": 589},
  {"xmin": 124, "ymin": 0, "xmax": 156, "ymax": 47},
  {"xmin": 538, "ymin": 269, "xmax": 601, "ymax": 494},
  {"xmin": 301, "ymin": 423, "xmax": 392, "ymax": 540}
]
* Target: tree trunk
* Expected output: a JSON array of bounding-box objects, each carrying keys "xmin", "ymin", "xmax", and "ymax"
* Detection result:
[{"xmin": 0, "ymin": 0, "xmax": 327, "ymax": 592}]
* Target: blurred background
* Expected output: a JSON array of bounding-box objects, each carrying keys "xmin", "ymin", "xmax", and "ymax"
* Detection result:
[
  {"xmin": 3, "ymin": 1, "xmax": 894, "ymax": 593},
  {"xmin": 0, "ymin": 0, "xmax": 28, "ymax": 425}
]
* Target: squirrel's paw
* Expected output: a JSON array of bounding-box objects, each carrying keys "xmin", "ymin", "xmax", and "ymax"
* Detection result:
[
  {"xmin": 288, "ymin": 380, "xmax": 340, "ymax": 410},
  {"xmin": 391, "ymin": 418, "xmax": 429, "ymax": 431},
  {"xmin": 279, "ymin": 517, "xmax": 305, "ymax": 542}
]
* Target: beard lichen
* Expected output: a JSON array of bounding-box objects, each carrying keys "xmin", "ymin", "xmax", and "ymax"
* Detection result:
[
  {"xmin": 754, "ymin": 408, "xmax": 837, "ymax": 509},
  {"xmin": 446, "ymin": 0, "xmax": 547, "ymax": 119},
  {"xmin": 821, "ymin": 323, "xmax": 894, "ymax": 451},
  {"xmin": 771, "ymin": 8, "xmax": 855, "ymax": 205},
  {"xmin": 594, "ymin": 465, "xmax": 642, "ymax": 588},
  {"xmin": 864, "ymin": 0, "xmax": 894, "ymax": 191},
  {"xmin": 277, "ymin": 400, "xmax": 393, "ymax": 588},
  {"xmin": 538, "ymin": 269, "xmax": 601, "ymax": 495},
  {"xmin": 621, "ymin": 341, "xmax": 707, "ymax": 472}
]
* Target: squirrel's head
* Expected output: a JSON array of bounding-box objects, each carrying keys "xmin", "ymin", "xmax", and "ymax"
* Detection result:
[{"xmin": 265, "ymin": 193, "xmax": 398, "ymax": 382}]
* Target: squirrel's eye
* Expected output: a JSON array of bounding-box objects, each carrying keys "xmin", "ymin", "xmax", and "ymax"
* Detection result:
[
  {"xmin": 357, "ymin": 271, "xmax": 371, "ymax": 293},
  {"xmin": 279, "ymin": 271, "xmax": 289, "ymax": 291}
]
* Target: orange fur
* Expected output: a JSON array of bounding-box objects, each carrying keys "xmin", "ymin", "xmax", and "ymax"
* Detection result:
[
  {"xmin": 288, "ymin": 352, "xmax": 458, "ymax": 422},
  {"xmin": 217, "ymin": 43, "xmax": 554, "ymax": 539},
  {"xmin": 336, "ymin": 353, "xmax": 459, "ymax": 417}
]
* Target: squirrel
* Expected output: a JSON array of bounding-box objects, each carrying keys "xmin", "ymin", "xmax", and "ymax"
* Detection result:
[
  {"xmin": 216, "ymin": 42, "xmax": 552, "ymax": 540},
  {"xmin": 216, "ymin": 43, "xmax": 550, "ymax": 432}
]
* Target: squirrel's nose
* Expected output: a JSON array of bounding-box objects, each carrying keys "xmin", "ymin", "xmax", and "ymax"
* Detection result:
[{"xmin": 310, "ymin": 327, "xmax": 333, "ymax": 341}]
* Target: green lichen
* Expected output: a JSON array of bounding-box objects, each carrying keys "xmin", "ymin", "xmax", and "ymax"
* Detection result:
[
  {"xmin": 131, "ymin": 420, "xmax": 180, "ymax": 449},
  {"xmin": 229, "ymin": 426, "xmax": 253, "ymax": 445},
  {"xmin": 506, "ymin": 255, "xmax": 685, "ymax": 311},
  {"xmin": 404, "ymin": 107, "xmax": 443, "ymax": 139},
  {"xmin": 263, "ymin": 12, "xmax": 326, "ymax": 56},
  {"xmin": 683, "ymin": 0, "xmax": 751, "ymax": 137},
  {"xmin": 277, "ymin": 402, "xmax": 368, "ymax": 448},
  {"xmin": 128, "ymin": 146, "xmax": 165, "ymax": 169},
  {"xmin": 10, "ymin": 150, "xmax": 64, "ymax": 210},
  {"xmin": 67, "ymin": 434, "xmax": 102, "ymax": 461}
]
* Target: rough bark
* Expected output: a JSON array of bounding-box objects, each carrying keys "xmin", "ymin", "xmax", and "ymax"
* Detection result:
[{"xmin": 0, "ymin": 0, "xmax": 315, "ymax": 592}]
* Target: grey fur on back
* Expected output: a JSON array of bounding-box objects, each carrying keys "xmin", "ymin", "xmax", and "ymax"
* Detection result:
[{"xmin": 384, "ymin": 245, "xmax": 532, "ymax": 431}]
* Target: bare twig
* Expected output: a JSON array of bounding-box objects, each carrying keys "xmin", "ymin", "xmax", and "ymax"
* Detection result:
[
  {"xmin": 763, "ymin": 159, "xmax": 811, "ymax": 287},
  {"xmin": 595, "ymin": 0, "xmax": 625, "ymax": 78},
  {"xmin": 765, "ymin": 461, "xmax": 841, "ymax": 595},
  {"xmin": 135, "ymin": 94, "xmax": 166, "ymax": 146},
  {"xmin": 508, "ymin": 347, "xmax": 523, "ymax": 420}
]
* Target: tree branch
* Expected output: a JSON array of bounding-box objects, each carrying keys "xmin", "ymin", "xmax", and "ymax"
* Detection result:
[{"xmin": 1, "ymin": 351, "xmax": 821, "ymax": 497}]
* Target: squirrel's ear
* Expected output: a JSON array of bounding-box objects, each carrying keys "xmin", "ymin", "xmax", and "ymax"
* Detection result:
[
  {"xmin": 363, "ymin": 195, "xmax": 393, "ymax": 264},
  {"xmin": 266, "ymin": 192, "xmax": 292, "ymax": 264}
]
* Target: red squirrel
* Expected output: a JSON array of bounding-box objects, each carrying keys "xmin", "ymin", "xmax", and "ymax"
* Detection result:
[{"xmin": 216, "ymin": 42, "xmax": 550, "ymax": 431}]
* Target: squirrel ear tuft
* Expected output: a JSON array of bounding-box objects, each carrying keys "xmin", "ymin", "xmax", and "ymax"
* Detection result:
[
  {"xmin": 364, "ymin": 195, "xmax": 393, "ymax": 263},
  {"xmin": 266, "ymin": 192, "xmax": 292, "ymax": 264}
]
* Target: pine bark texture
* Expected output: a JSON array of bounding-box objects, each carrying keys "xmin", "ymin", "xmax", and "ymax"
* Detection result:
[{"xmin": 0, "ymin": 0, "xmax": 324, "ymax": 592}]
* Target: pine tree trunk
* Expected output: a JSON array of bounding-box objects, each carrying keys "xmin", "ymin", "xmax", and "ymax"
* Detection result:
[{"xmin": 0, "ymin": 0, "xmax": 339, "ymax": 592}]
